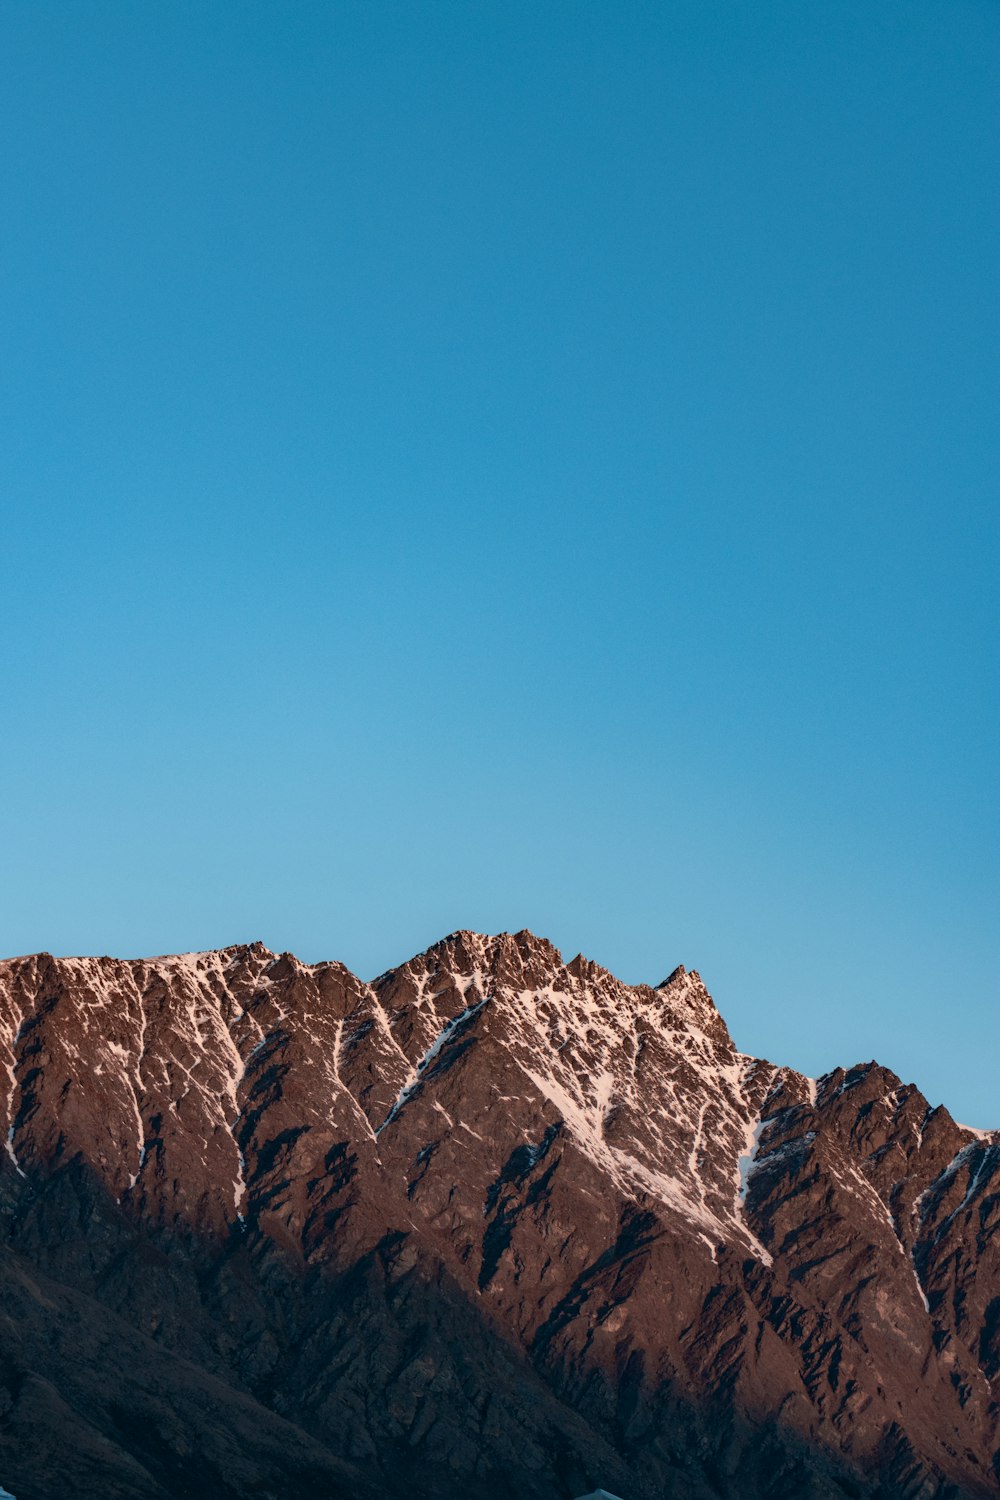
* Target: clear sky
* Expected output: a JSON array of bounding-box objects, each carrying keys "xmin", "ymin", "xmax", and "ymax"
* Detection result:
[{"xmin": 1, "ymin": 2, "xmax": 996, "ymax": 1124}]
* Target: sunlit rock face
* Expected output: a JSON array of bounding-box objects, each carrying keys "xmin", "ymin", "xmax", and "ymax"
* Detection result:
[{"xmin": 0, "ymin": 932, "xmax": 997, "ymax": 1500}]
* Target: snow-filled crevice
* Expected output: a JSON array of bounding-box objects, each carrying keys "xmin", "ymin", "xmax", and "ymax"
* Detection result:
[
  {"xmin": 736, "ymin": 1117, "xmax": 770, "ymax": 1206},
  {"xmin": 732, "ymin": 1110, "xmax": 776, "ymax": 1268},
  {"xmin": 2, "ymin": 1011, "xmax": 26, "ymax": 1179},
  {"xmin": 376, "ymin": 996, "xmax": 489, "ymax": 1136}
]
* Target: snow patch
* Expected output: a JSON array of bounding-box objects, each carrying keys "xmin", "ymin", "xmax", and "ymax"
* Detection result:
[
  {"xmin": 736, "ymin": 1117, "xmax": 770, "ymax": 1206},
  {"xmin": 4, "ymin": 1125, "xmax": 25, "ymax": 1179},
  {"xmin": 127, "ymin": 1142, "xmax": 146, "ymax": 1190},
  {"xmin": 954, "ymin": 1121, "xmax": 995, "ymax": 1141}
]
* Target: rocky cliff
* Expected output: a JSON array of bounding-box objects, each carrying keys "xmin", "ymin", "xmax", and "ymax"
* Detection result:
[{"xmin": 0, "ymin": 932, "xmax": 996, "ymax": 1499}]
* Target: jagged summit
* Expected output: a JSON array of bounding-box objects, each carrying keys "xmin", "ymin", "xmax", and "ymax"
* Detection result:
[
  {"xmin": 657, "ymin": 962, "xmax": 687, "ymax": 988},
  {"xmin": 0, "ymin": 934, "xmax": 996, "ymax": 1499}
]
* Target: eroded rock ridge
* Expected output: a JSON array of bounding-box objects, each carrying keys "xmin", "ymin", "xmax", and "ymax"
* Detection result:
[{"xmin": 0, "ymin": 932, "xmax": 996, "ymax": 1500}]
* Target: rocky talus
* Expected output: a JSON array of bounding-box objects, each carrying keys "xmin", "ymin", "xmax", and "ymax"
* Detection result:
[{"xmin": 0, "ymin": 932, "xmax": 996, "ymax": 1500}]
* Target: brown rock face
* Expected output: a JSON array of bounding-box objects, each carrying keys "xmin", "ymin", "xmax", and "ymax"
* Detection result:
[{"xmin": 0, "ymin": 932, "xmax": 996, "ymax": 1499}]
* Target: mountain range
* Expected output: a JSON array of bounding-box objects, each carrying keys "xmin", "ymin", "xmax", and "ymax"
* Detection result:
[{"xmin": 0, "ymin": 931, "xmax": 996, "ymax": 1499}]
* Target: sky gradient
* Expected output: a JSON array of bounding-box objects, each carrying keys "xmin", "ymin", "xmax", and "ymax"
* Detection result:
[{"xmin": 1, "ymin": 1, "xmax": 997, "ymax": 1124}]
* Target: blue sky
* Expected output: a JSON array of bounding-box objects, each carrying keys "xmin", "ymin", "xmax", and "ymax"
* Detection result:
[{"xmin": 1, "ymin": 1, "xmax": 997, "ymax": 1124}]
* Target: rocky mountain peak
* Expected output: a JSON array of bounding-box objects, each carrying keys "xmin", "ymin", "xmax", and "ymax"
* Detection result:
[{"xmin": 0, "ymin": 935, "xmax": 996, "ymax": 1500}]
